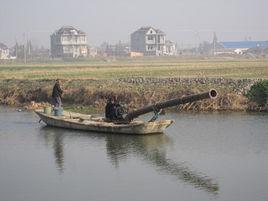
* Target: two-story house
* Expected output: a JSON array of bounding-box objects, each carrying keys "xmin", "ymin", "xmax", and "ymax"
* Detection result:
[
  {"xmin": 130, "ymin": 27, "xmax": 166, "ymax": 56},
  {"xmin": 50, "ymin": 26, "xmax": 88, "ymax": 58}
]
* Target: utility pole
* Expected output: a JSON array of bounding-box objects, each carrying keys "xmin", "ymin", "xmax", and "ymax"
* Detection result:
[
  {"xmin": 213, "ymin": 32, "xmax": 217, "ymax": 56},
  {"xmin": 14, "ymin": 38, "xmax": 18, "ymax": 59},
  {"xmin": 23, "ymin": 33, "xmax": 27, "ymax": 64},
  {"xmin": 194, "ymin": 31, "xmax": 200, "ymax": 55}
]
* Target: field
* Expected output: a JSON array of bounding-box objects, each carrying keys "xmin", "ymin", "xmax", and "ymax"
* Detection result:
[
  {"xmin": 0, "ymin": 58, "xmax": 268, "ymax": 80},
  {"xmin": 0, "ymin": 58, "xmax": 267, "ymax": 112}
]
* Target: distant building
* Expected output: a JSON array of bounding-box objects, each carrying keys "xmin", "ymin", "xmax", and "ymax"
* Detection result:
[
  {"xmin": 0, "ymin": 43, "xmax": 10, "ymax": 59},
  {"xmin": 50, "ymin": 26, "xmax": 88, "ymax": 58},
  {"xmin": 31, "ymin": 46, "xmax": 50, "ymax": 59},
  {"xmin": 88, "ymin": 46, "xmax": 98, "ymax": 58},
  {"xmin": 165, "ymin": 40, "xmax": 177, "ymax": 56},
  {"xmin": 129, "ymin": 51, "xmax": 143, "ymax": 57},
  {"xmin": 218, "ymin": 41, "xmax": 268, "ymax": 55},
  {"xmin": 102, "ymin": 41, "xmax": 129, "ymax": 57},
  {"xmin": 130, "ymin": 26, "xmax": 166, "ymax": 56}
]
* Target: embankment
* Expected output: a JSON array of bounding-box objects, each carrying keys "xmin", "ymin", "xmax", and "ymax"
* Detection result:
[{"xmin": 0, "ymin": 77, "xmax": 265, "ymax": 112}]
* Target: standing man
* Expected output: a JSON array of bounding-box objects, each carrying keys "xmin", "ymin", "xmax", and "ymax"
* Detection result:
[{"xmin": 52, "ymin": 79, "xmax": 63, "ymax": 108}]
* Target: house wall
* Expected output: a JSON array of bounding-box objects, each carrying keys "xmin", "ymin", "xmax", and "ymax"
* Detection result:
[
  {"xmin": 157, "ymin": 34, "xmax": 165, "ymax": 44},
  {"xmin": 50, "ymin": 30, "xmax": 88, "ymax": 58},
  {"xmin": 145, "ymin": 31, "xmax": 157, "ymax": 56},
  {"xmin": 131, "ymin": 31, "xmax": 146, "ymax": 53},
  {"xmin": 61, "ymin": 35, "xmax": 87, "ymax": 45},
  {"xmin": 0, "ymin": 48, "xmax": 10, "ymax": 59},
  {"xmin": 50, "ymin": 34, "xmax": 63, "ymax": 57},
  {"xmin": 165, "ymin": 44, "xmax": 176, "ymax": 56}
]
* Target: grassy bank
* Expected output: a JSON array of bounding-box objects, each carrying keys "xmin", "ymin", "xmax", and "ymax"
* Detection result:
[
  {"xmin": 0, "ymin": 58, "xmax": 267, "ymax": 112},
  {"xmin": 0, "ymin": 78, "xmax": 260, "ymax": 112}
]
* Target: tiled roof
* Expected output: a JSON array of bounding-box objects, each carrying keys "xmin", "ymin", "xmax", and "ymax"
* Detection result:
[
  {"xmin": 55, "ymin": 26, "xmax": 86, "ymax": 35},
  {"xmin": 156, "ymin": 29, "xmax": 165, "ymax": 35},
  {"xmin": 134, "ymin": 26, "xmax": 165, "ymax": 35},
  {"xmin": 0, "ymin": 43, "xmax": 8, "ymax": 50},
  {"xmin": 137, "ymin": 26, "xmax": 153, "ymax": 32},
  {"xmin": 220, "ymin": 41, "xmax": 268, "ymax": 49}
]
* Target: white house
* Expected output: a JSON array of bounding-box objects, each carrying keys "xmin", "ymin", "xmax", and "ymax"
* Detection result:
[
  {"xmin": 130, "ymin": 27, "xmax": 166, "ymax": 56},
  {"xmin": 50, "ymin": 26, "xmax": 88, "ymax": 58}
]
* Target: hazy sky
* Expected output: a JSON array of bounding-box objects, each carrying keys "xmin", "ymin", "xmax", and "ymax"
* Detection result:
[{"xmin": 1, "ymin": 0, "xmax": 267, "ymax": 48}]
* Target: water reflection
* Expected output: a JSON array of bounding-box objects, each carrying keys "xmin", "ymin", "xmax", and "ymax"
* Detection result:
[
  {"xmin": 40, "ymin": 128, "xmax": 65, "ymax": 172},
  {"xmin": 53, "ymin": 134, "xmax": 64, "ymax": 171},
  {"xmin": 105, "ymin": 134, "xmax": 219, "ymax": 194},
  {"xmin": 39, "ymin": 126, "xmax": 219, "ymax": 194}
]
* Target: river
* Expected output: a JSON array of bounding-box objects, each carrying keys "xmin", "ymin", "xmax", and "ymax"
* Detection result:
[{"xmin": 0, "ymin": 107, "xmax": 268, "ymax": 201}]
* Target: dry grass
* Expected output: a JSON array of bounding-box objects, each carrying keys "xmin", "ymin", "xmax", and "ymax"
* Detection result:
[{"xmin": 0, "ymin": 78, "xmax": 256, "ymax": 112}]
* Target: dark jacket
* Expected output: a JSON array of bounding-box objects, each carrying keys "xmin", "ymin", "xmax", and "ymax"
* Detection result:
[
  {"xmin": 52, "ymin": 82, "xmax": 63, "ymax": 98},
  {"xmin": 105, "ymin": 101, "xmax": 114, "ymax": 119}
]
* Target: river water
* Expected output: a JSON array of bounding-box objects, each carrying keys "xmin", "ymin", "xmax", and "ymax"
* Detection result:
[{"xmin": 0, "ymin": 107, "xmax": 267, "ymax": 201}]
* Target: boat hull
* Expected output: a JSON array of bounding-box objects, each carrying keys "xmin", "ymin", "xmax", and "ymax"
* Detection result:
[{"xmin": 35, "ymin": 110, "xmax": 173, "ymax": 135}]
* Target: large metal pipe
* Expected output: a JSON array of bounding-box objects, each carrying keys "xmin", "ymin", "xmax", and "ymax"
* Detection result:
[{"xmin": 124, "ymin": 89, "xmax": 217, "ymax": 122}]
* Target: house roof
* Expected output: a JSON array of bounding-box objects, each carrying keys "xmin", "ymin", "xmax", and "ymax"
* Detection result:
[
  {"xmin": 133, "ymin": 26, "xmax": 165, "ymax": 35},
  {"xmin": 54, "ymin": 26, "xmax": 86, "ymax": 35},
  {"xmin": 0, "ymin": 43, "xmax": 8, "ymax": 50},
  {"xmin": 155, "ymin": 29, "xmax": 165, "ymax": 35},
  {"xmin": 220, "ymin": 41, "xmax": 268, "ymax": 49},
  {"xmin": 165, "ymin": 40, "xmax": 175, "ymax": 45},
  {"xmin": 137, "ymin": 26, "xmax": 153, "ymax": 32}
]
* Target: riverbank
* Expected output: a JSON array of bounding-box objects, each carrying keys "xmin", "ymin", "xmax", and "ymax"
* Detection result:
[
  {"xmin": 0, "ymin": 77, "xmax": 266, "ymax": 113},
  {"xmin": 1, "ymin": 58, "xmax": 268, "ymax": 112}
]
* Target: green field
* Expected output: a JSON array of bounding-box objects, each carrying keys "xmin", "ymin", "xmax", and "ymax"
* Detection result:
[{"xmin": 0, "ymin": 58, "xmax": 268, "ymax": 79}]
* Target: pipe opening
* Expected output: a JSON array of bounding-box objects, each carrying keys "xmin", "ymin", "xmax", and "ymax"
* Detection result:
[{"xmin": 209, "ymin": 89, "xmax": 217, "ymax": 99}]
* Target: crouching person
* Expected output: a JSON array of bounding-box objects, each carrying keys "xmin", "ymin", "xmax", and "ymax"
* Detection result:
[{"xmin": 105, "ymin": 96, "xmax": 125, "ymax": 122}]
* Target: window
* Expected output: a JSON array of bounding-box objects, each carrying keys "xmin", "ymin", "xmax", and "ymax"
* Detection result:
[
  {"xmin": 147, "ymin": 45, "xmax": 155, "ymax": 51},
  {"xmin": 158, "ymin": 36, "xmax": 161, "ymax": 43},
  {"xmin": 147, "ymin": 35, "xmax": 154, "ymax": 41},
  {"xmin": 61, "ymin": 36, "xmax": 67, "ymax": 42},
  {"xmin": 63, "ymin": 46, "xmax": 68, "ymax": 53}
]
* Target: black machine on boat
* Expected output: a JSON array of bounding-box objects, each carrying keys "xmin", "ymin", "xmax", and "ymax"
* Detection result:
[{"xmin": 107, "ymin": 89, "xmax": 218, "ymax": 123}]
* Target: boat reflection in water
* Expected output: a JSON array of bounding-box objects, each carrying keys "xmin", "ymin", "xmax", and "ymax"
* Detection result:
[
  {"xmin": 40, "ymin": 127, "xmax": 219, "ymax": 195},
  {"xmin": 105, "ymin": 134, "xmax": 219, "ymax": 195},
  {"xmin": 41, "ymin": 128, "xmax": 65, "ymax": 172}
]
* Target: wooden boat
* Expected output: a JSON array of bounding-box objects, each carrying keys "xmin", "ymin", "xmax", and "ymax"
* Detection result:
[
  {"xmin": 35, "ymin": 110, "xmax": 174, "ymax": 135},
  {"xmin": 35, "ymin": 90, "xmax": 217, "ymax": 135}
]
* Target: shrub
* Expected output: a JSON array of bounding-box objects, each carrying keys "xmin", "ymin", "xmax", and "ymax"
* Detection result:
[{"xmin": 246, "ymin": 80, "xmax": 268, "ymax": 106}]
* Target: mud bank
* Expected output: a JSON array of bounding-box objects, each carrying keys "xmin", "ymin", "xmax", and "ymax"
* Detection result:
[{"xmin": 0, "ymin": 78, "xmax": 266, "ymax": 112}]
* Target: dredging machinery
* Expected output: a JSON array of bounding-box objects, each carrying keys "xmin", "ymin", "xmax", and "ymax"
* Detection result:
[{"xmin": 114, "ymin": 89, "xmax": 218, "ymax": 123}]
